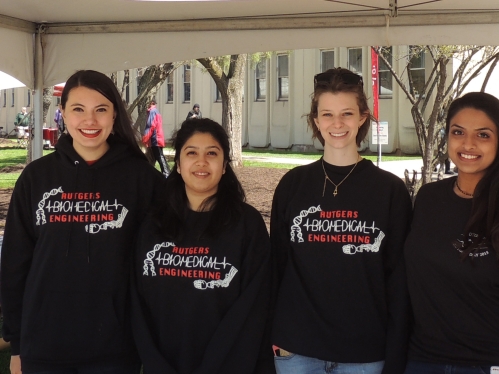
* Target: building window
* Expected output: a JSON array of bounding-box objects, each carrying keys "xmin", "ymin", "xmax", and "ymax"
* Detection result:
[
  {"xmin": 255, "ymin": 61, "xmax": 266, "ymax": 101},
  {"xmin": 348, "ymin": 48, "xmax": 363, "ymax": 77},
  {"xmin": 2, "ymin": 90, "xmax": 6, "ymax": 107},
  {"xmin": 125, "ymin": 84, "xmax": 130, "ymax": 104},
  {"xmin": 277, "ymin": 54, "xmax": 289, "ymax": 101},
  {"xmin": 409, "ymin": 46, "xmax": 425, "ymax": 98},
  {"xmin": 11, "ymin": 89, "xmax": 15, "ymax": 107},
  {"xmin": 26, "ymin": 90, "xmax": 31, "ymax": 107},
  {"xmin": 379, "ymin": 47, "xmax": 393, "ymax": 98},
  {"xmin": 321, "ymin": 50, "xmax": 335, "ymax": 72},
  {"xmin": 136, "ymin": 68, "xmax": 144, "ymax": 93},
  {"xmin": 183, "ymin": 64, "xmax": 191, "ymax": 103},
  {"xmin": 166, "ymin": 74, "xmax": 174, "ymax": 103},
  {"xmin": 215, "ymin": 86, "xmax": 222, "ymax": 102}
]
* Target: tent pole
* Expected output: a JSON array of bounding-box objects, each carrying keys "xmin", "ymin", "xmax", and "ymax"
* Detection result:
[{"xmin": 32, "ymin": 25, "xmax": 44, "ymax": 160}]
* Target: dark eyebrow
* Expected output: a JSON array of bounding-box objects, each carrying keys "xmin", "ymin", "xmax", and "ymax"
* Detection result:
[{"xmin": 451, "ymin": 124, "xmax": 494, "ymax": 131}]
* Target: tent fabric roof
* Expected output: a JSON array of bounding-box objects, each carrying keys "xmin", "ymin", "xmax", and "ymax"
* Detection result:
[{"xmin": 1, "ymin": 0, "xmax": 499, "ymax": 87}]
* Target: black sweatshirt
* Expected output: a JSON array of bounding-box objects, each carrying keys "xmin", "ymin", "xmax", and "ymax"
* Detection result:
[
  {"xmin": 404, "ymin": 177, "xmax": 499, "ymax": 365},
  {"xmin": 1, "ymin": 134, "xmax": 163, "ymax": 371},
  {"xmin": 270, "ymin": 159, "xmax": 412, "ymax": 374},
  {"xmin": 132, "ymin": 204, "xmax": 273, "ymax": 374}
]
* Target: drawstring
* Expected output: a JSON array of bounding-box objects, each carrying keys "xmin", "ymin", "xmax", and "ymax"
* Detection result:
[
  {"xmin": 87, "ymin": 165, "xmax": 98, "ymax": 264},
  {"xmin": 65, "ymin": 160, "xmax": 79, "ymax": 258}
]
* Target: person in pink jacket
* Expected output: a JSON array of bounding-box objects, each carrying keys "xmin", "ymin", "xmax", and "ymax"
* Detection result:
[{"xmin": 142, "ymin": 100, "xmax": 170, "ymax": 177}]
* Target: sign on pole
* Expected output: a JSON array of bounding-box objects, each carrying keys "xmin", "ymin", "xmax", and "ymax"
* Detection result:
[{"xmin": 371, "ymin": 121, "xmax": 389, "ymax": 145}]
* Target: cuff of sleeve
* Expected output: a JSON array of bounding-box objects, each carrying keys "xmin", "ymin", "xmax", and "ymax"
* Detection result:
[{"xmin": 9, "ymin": 339, "xmax": 20, "ymax": 355}]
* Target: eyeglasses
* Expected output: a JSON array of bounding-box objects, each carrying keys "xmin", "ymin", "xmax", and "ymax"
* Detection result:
[{"xmin": 314, "ymin": 68, "xmax": 363, "ymax": 87}]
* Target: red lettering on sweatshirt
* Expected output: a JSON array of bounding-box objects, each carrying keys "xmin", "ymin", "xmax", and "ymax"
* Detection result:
[
  {"xmin": 172, "ymin": 247, "xmax": 210, "ymax": 255},
  {"xmin": 319, "ymin": 210, "xmax": 358, "ymax": 219},
  {"xmin": 61, "ymin": 192, "xmax": 101, "ymax": 200},
  {"xmin": 307, "ymin": 234, "xmax": 370, "ymax": 243},
  {"xmin": 49, "ymin": 213, "xmax": 114, "ymax": 223},
  {"xmin": 159, "ymin": 268, "xmax": 220, "ymax": 279}
]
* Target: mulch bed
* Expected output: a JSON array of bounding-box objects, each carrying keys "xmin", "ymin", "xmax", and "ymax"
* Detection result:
[{"xmin": 0, "ymin": 166, "xmax": 288, "ymax": 235}]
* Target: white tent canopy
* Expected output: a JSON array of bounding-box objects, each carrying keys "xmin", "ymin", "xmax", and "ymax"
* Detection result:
[{"xmin": 1, "ymin": 0, "xmax": 499, "ymax": 157}]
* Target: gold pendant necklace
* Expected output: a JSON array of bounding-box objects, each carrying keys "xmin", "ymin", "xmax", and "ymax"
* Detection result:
[
  {"xmin": 321, "ymin": 156, "xmax": 360, "ymax": 197},
  {"xmin": 455, "ymin": 180, "xmax": 474, "ymax": 198}
]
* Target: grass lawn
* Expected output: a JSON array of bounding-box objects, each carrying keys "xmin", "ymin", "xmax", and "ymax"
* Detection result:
[{"xmin": 0, "ymin": 147, "xmax": 422, "ymax": 188}]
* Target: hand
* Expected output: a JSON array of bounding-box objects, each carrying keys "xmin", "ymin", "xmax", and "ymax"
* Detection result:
[{"xmin": 10, "ymin": 355, "xmax": 22, "ymax": 374}]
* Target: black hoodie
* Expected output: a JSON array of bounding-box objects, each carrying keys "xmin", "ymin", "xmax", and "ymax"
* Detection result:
[
  {"xmin": 1, "ymin": 134, "xmax": 163, "ymax": 371},
  {"xmin": 132, "ymin": 205, "xmax": 273, "ymax": 374}
]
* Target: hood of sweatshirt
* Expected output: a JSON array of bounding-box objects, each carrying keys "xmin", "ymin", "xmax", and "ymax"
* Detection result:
[{"xmin": 54, "ymin": 133, "xmax": 130, "ymax": 169}]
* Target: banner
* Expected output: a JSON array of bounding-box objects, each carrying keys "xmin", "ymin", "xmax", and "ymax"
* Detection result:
[{"xmin": 371, "ymin": 48, "xmax": 379, "ymax": 122}]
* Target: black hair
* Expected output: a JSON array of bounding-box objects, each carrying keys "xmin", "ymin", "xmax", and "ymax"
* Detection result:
[
  {"xmin": 308, "ymin": 67, "xmax": 374, "ymax": 147},
  {"xmin": 155, "ymin": 118, "xmax": 245, "ymax": 240},
  {"xmin": 446, "ymin": 92, "xmax": 499, "ymax": 259},
  {"xmin": 61, "ymin": 70, "xmax": 146, "ymax": 160}
]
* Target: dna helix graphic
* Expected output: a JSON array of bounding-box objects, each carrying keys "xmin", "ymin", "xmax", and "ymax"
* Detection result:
[
  {"xmin": 143, "ymin": 241, "xmax": 175, "ymax": 276},
  {"xmin": 290, "ymin": 205, "xmax": 322, "ymax": 243},
  {"xmin": 36, "ymin": 187, "xmax": 63, "ymax": 226}
]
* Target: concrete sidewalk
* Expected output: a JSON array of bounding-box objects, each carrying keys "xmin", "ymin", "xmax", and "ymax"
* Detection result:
[{"xmin": 242, "ymin": 155, "xmax": 435, "ymax": 179}]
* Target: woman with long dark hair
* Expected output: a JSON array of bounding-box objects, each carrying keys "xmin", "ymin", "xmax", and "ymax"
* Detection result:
[
  {"xmin": 1, "ymin": 70, "xmax": 163, "ymax": 374},
  {"xmin": 404, "ymin": 92, "xmax": 499, "ymax": 373},
  {"xmin": 270, "ymin": 68, "xmax": 412, "ymax": 374},
  {"xmin": 131, "ymin": 118, "xmax": 272, "ymax": 374}
]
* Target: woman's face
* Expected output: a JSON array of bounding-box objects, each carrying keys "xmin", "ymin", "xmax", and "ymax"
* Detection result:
[
  {"xmin": 314, "ymin": 92, "xmax": 366, "ymax": 154},
  {"xmin": 448, "ymin": 107, "xmax": 498, "ymax": 179},
  {"xmin": 177, "ymin": 132, "xmax": 226, "ymax": 206},
  {"xmin": 62, "ymin": 86, "xmax": 116, "ymax": 161}
]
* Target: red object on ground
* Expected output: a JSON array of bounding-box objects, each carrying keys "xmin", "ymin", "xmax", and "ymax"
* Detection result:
[{"xmin": 43, "ymin": 128, "xmax": 58, "ymax": 146}]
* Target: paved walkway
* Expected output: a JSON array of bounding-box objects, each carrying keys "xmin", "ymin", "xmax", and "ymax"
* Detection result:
[{"xmin": 243, "ymin": 155, "xmax": 428, "ymax": 179}]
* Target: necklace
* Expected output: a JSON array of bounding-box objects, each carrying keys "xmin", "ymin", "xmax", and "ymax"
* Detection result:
[
  {"xmin": 455, "ymin": 180, "xmax": 474, "ymax": 198},
  {"xmin": 321, "ymin": 156, "xmax": 360, "ymax": 197}
]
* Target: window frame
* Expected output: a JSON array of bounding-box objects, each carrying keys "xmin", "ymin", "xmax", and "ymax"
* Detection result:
[
  {"xmin": 255, "ymin": 60, "xmax": 267, "ymax": 101},
  {"xmin": 166, "ymin": 73, "xmax": 174, "ymax": 103},
  {"xmin": 277, "ymin": 54, "xmax": 289, "ymax": 101},
  {"xmin": 378, "ymin": 47, "xmax": 393, "ymax": 99},
  {"xmin": 321, "ymin": 50, "xmax": 335, "ymax": 72},
  {"xmin": 347, "ymin": 47, "xmax": 363, "ymax": 78},
  {"xmin": 183, "ymin": 64, "xmax": 191, "ymax": 103},
  {"xmin": 408, "ymin": 46, "xmax": 426, "ymax": 98}
]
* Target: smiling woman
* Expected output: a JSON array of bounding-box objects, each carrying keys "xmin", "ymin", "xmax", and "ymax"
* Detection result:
[
  {"xmin": 1, "ymin": 70, "xmax": 164, "ymax": 374},
  {"xmin": 131, "ymin": 118, "xmax": 273, "ymax": 374},
  {"xmin": 270, "ymin": 67, "xmax": 412, "ymax": 374},
  {"xmin": 62, "ymin": 86, "xmax": 116, "ymax": 161},
  {"xmin": 404, "ymin": 92, "xmax": 499, "ymax": 373}
]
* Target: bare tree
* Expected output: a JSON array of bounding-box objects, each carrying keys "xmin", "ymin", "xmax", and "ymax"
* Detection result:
[
  {"xmin": 115, "ymin": 63, "xmax": 180, "ymax": 164},
  {"xmin": 197, "ymin": 55, "xmax": 247, "ymax": 167},
  {"xmin": 374, "ymin": 45, "xmax": 499, "ymax": 193}
]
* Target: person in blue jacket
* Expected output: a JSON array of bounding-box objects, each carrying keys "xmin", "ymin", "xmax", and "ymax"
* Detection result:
[{"xmin": 1, "ymin": 70, "xmax": 163, "ymax": 374}]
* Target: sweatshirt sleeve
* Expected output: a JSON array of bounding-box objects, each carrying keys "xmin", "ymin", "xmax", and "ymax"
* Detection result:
[
  {"xmin": 1, "ymin": 176, "xmax": 36, "ymax": 355},
  {"xmin": 381, "ymin": 181, "xmax": 412, "ymax": 374},
  {"xmin": 142, "ymin": 112, "xmax": 154, "ymax": 145},
  {"xmin": 194, "ymin": 208, "xmax": 273, "ymax": 374},
  {"xmin": 270, "ymin": 173, "xmax": 293, "ymax": 289}
]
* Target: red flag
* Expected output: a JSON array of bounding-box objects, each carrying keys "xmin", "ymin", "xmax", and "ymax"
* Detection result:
[{"xmin": 371, "ymin": 48, "xmax": 379, "ymax": 122}]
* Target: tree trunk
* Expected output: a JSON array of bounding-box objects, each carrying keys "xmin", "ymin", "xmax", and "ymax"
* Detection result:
[{"xmin": 197, "ymin": 55, "xmax": 246, "ymax": 168}]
